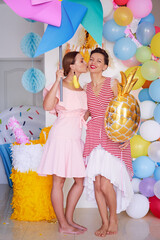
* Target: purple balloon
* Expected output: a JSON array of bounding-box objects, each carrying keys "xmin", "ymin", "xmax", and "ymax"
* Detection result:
[{"xmin": 139, "ymin": 177, "xmax": 156, "ymax": 197}]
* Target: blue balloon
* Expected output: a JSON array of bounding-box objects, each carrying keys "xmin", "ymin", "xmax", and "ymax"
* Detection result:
[
  {"xmin": 139, "ymin": 13, "xmax": 155, "ymax": 25},
  {"xmin": 103, "ymin": 19, "xmax": 126, "ymax": 42},
  {"xmin": 136, "ymin": 22, "xmax": 155, "ymax": 46},
  {"xmin": 133, "ymin": 156, "xmax": 155, "ymax": 178},
  {"xmin": 154, "ymin": 104, "xmax": 160, "ymax": 124},
  {"xmin": 154, "ymin": 167, "xmax": 160, "ymax": 181},
  {"xmin": 149, "ymin": 79, "xmax": 160, "ymax": 102},
  {"xmin": 138, "ymin": 88, "xmax": 153, "ymax": 102},
  {"xmin": 113, "ymin": 37, "xmax": 137, "ymax": 60}
]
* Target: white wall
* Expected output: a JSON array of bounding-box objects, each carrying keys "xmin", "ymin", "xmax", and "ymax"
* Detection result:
[{"xmin": 0, "ymin": 3, "xmax": 44, "ymax": 59}]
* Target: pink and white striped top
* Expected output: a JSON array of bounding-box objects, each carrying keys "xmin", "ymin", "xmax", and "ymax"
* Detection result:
[{"xmin": 83, "ymin": 78, "xmax": 133, "ymax": 177}]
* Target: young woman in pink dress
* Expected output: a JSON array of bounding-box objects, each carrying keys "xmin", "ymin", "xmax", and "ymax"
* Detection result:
[
  {"xmin": 38, "ymin": 52, "xmax": 88, "ymax": 235},
  {"xmin": 83, "ymin": 48, "xmax": 134, "ymax": 237}
]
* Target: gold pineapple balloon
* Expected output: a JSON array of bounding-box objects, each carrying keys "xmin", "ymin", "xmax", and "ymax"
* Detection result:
[{"xmin": 104, "ymin": 69, "xmax": 140, "ymax": 143}]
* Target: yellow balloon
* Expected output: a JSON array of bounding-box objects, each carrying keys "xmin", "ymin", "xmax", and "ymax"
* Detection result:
[
  {"xmin": 151, "ymin": 33, "xmax": 160, "ymax": 58},
  {"xmin": 125, "ymin": 66, "xmax": 146, "ymax": 90},
  {"xmin": 130, "ymin": 135, "xmax": 151, "ymax": 158},
  {"xmin": 114, "ymin": 7, "xmax": 133, "ymax": 26}
]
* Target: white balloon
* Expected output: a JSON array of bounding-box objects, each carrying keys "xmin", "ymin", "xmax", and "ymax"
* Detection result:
[
  {"xmin": 154, "ymin": 180, "xmax": 160, "ymax": 199},
  {"xmin": 140, "ymin": 120, "xmax": 160, "ymax": 141},
  {"xmin": 103, "ymin": 9, "xmax": 114, "ymax": 23},
  {"xmin": 132, "ymin": 178, "xmax": 141, "ymax": 193},
  {"xmin": 126, "ymin": 194, "xmax": 149, "ymax": 219},
  {"xmin": 140, "ymin": 101, "xmax": 157, "ymax": 119},
  {"xmin": 148, "ymin": 141, "xmax": 160, "ymax": 162},
  {"xmin": 100, "ymin": 0, "xmax": 113, "ymax": 19}
]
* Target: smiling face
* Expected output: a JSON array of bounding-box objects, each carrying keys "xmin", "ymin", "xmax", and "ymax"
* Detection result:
[{"xmin": 88, "ymin": 52, "xmax": 108, "ymax": 73}]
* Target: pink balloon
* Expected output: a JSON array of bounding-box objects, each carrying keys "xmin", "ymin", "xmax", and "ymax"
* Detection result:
[
  {"xmin": 121, "ymin": 55, "xmax": 140, "ymax": 67},
  {"xmin": 127, "ymin": 0, "xmax": 152, "ymax": 18}
]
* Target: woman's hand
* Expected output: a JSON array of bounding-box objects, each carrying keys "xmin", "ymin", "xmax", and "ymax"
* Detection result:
[
  {"xmin": 56, "ymin": 65, "xmax": 64, "ymax": 83},
  {"xmin": 84, "ymin": 110, "xmax": 91, "ymax": 121},
  {"xmin": 119, "ymin": 140, "xmax": 130, "ymax": 150}
]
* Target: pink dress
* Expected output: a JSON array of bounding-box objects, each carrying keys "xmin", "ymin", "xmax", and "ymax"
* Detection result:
[{"xmin": 37, "ymin": 85, "xmax": 87, "ymax": 178}]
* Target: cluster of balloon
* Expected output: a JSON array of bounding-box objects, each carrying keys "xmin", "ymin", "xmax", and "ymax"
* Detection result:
[
  {"xmin": 102, "ymin": 0, "xmax": 160, "ymax": 219},
  {"xmin": 105, "ymin": 68, "xmax": 140, "ymax": 142},
  {"xmin": 102, "ymin": 0, "xmax": 160, "ymax": 90}
]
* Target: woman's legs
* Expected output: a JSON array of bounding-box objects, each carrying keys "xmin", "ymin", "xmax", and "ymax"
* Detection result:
[
  {"xmin": 94, "ymin": 175, "xmax": 109, "ymax": 237},
  {"xmin": 51, "ymin": 174, "xmax": 83, "ymax": 234},
  {"xmin": 100, "ymin": 176, "xmax": 118, "ymax": 235},
  {"xmin": 65, "ymin": 177, "xmax": 87, "ymax": 231}
]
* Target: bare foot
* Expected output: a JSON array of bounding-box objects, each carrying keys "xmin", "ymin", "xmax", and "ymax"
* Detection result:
[
  {"xmin": 107, "ymin": 219, "xmax": 118, "ymax": 235},
  {"xmin": 59, "ymin": 225, "xmax": 84, "ymax": 235},
  {"xmin": 69, "ymin": 221, "xmax": 87, "ymax": 231},
  {"xmin": 95, "ymin": 224, "xmax": 108, "ymax": 237}
]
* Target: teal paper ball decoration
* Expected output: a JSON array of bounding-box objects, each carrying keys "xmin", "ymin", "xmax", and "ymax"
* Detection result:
[
  {"xmin": 22, "ymin": 68, "xmax": 45, "ymax": 93},
  {"xmin": 20, "ymin": 32, "xmax": 41, "ymax": 58}
]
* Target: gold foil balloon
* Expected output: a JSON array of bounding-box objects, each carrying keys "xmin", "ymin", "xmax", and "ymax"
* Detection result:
[
  {"xmin": 105, "ymin": 69, "xmax": 140, "ymax": 142},
  {"xmin": 114, "ymin": 7, "xmax": 133, "ymax": 26},
  {"xmin": 125, "ymin": 66, "xmax": 146, "ymax": 90}
]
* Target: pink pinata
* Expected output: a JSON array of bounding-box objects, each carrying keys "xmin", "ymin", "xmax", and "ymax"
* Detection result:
[{"xmin": 8, "ymin": 117, "xmax": 30, "ymax": 144}]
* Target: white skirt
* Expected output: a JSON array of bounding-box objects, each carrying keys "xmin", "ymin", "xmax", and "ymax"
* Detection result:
[{"xmin": 84, "ymin": 145, "xmax": 134, "ymax": 214}]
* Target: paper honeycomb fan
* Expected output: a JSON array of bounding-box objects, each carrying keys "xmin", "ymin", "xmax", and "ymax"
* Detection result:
[{"xmin": 105, "ymin": 68, "xmax": 140, "ymax": 142}]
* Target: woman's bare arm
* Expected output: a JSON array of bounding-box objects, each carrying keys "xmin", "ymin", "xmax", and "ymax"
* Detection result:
[
  {"xmin": 43, "ymin": 69, "xmax": 64, "ymax": 111},
  {"xmin": 111, "ymin": 79, "xmax": 119, "ymax": 97},
  {"xmin": 84, "ymin": 110, "xmax": 91, "ymax": 121}
]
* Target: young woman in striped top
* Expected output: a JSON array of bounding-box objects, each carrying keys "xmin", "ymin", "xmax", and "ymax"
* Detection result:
[{"xmin": 83, "ymin": 48, "xmax": 134, "ymax": 237}]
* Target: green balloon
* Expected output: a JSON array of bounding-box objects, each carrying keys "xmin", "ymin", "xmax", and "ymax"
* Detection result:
[
  {"xmin": 141, "ymin": 60, "xmax": 160, "ymax": 81},
  {"xmin": 136, "ymin": 46, "xmax": 152, "ymax": 63}
]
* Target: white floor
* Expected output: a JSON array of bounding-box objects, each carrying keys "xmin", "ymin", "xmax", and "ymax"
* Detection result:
[{"xmin": 0, "ymin": 184, "xmax": 160, "ymax": 240}]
